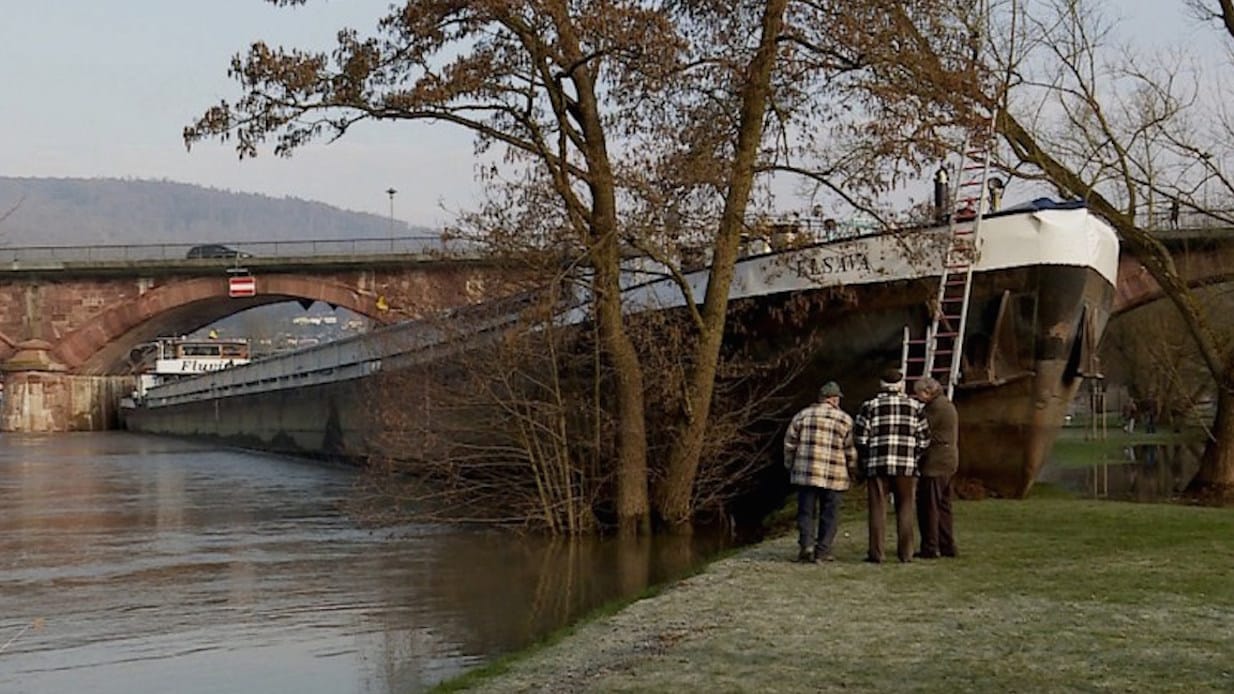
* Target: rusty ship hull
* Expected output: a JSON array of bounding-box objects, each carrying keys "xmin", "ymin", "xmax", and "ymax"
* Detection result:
[{"xmin": 615, "ymin": 201, "xmax": 1118, "ymax": 497}]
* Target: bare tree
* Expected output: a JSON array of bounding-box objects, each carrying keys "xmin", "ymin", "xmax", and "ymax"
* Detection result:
[
  {"xmin": 0, "ymin": 194, "xmax": 23, "ymax": 227},
  {"xmin": 351, "ymin": 258, "xmax": 811, "ymax": 534},
  {"xmin": 185, "ymin": 0, "xmax": 826, "ymax": 531},
  {"xmin": 1104, "ymin": 289, "xmax": 1232, "ymax": 433}
]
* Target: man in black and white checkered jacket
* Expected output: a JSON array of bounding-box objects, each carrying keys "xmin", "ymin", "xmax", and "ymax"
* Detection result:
[{"xmin": 855, "ymin": 369, "xmax": 930, "ymax": 563}]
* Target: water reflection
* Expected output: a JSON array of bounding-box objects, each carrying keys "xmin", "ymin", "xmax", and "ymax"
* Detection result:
[
  {"xmin": 0, "ymin": 433, "xmax": 733, "ymax": 694},
  {"xmin": 1039, "ymin": 443, "xmax": 1202, "ymax": 501}
]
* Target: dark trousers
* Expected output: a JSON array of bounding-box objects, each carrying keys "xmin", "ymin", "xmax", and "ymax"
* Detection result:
[
  {"xmin": 796, "ymin": 486, "xmax": 843, "ymax": 555},
  {"xmin": 867, "ymin": 474, "xmax": 917, "ymax": 562},
  {"xmin": 916, "ymin": 475, "xmax": 957, "ymax": 557}
]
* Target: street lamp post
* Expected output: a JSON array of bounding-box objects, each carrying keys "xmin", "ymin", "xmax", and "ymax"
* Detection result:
[{"xmin": 385, "ymin": 187, "xmax": 397, "ymax": 246}]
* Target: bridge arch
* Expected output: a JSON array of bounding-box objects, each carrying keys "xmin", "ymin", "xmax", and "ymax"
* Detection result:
[
  {"xmin": 1112, "ymin": 241, "xmax": 1234, "ymax": 315},
  {"xmin": 54, "ymin": 275, "xmax": 391, "ymax": 375}
]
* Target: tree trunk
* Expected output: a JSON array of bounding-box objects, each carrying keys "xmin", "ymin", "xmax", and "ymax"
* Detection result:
[
  {"xmin": 593, "ymin": 233, "xmax": 652, "ymax": 535},
  {"xmin": 542, "ymin": 11, "xmax": 652, "ymax": 535},
  {"xmin": 1187, "ymin": 378, "xmax": 1234, "ymax": 494},
  {"xmin": 654, "ymin": 0, "xmax": 789, "ymax": 529}
]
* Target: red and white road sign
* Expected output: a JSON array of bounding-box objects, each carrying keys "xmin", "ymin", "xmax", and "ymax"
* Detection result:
[{"xmin": 228, "ymin": 275, "xmax": 257, "ymax": 297}]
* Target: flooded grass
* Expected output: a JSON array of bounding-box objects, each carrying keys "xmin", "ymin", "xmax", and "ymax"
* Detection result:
[
  {"xmin": 441, "ymin": 489, "xmax": 1234, "ymax": 692},
  {"xmin": 1050, "ymin": 426, "xmax": 1206, "ymax": 466},
  {"xmin": 1041, "ymin": 427, "xmax": 1208, "ymax": 503}
]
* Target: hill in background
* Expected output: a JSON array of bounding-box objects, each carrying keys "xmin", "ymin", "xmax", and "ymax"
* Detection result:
[{"xmin": 0, "ymin": 176, "xmax": 431, "ymax": 246}]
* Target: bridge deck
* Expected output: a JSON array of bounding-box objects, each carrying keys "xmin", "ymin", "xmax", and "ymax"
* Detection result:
[{"xmin": 0, "ymin": 236, "xmax": 486, "ymax": 273}]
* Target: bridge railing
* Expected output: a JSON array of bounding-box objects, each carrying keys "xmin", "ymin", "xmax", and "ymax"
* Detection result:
[
  {"xmin": 1138, "ymin": 207, "xmax": 1234, "ymax": 233},
  {"xmin": 140, "ymin": 291, "xmax": 533, "ymax": 407},
  {"xmin": 0, "ymin": 235, "xmax": 473, "ymax": 263}
]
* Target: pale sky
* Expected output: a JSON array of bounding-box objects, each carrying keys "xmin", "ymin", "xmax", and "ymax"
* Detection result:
[
  {"xmin": 0, "ymin": 1, "xmax": 1220, "ymax": 229},
  {"xmin": 2, "ymin": 0, "xmax": 477, "ymax": 228}
]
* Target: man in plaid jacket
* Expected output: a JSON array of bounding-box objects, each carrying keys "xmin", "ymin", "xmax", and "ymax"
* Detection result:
[
  {"xmin": 784, "ymin": 381, "xmax": 858, "ymax": 563},
  {"xmin": 855, "ymin": 369, "xmax": 930, "ymax": 563}
]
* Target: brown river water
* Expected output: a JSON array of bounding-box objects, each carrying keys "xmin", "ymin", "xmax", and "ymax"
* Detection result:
[{"xmin": 0, "ymin": 433, "xmax": 732, "ymax": 693}]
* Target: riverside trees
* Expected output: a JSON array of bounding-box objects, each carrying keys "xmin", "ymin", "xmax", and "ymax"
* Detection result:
[
  {"xmin": 186, "ymin": 0, "xmax": 1234, "ymax": 531},
  {"xmin": 187, "ymin": 0, "xmax": 827, "ymax": 532}
]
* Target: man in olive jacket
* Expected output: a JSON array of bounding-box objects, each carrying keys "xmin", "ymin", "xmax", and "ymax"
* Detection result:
[{"xmin": 912, "ymin": 377, "xmax": 959, "ymax": 558}]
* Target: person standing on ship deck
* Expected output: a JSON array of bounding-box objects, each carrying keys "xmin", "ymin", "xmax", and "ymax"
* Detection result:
[
  {"xmin": 912, "ymin": 377, "xmax": 959, "ymax": 559},
  {"xmin": 855, "ymin": 369, "xmax": 930, "ymax": 563},
  {"xmin": 784, "ymin": 381, "xmax": 859, "ymax": 563}
]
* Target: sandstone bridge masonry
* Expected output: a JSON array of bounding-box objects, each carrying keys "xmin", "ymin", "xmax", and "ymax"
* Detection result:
[{"xmin": 0, "ymin": 250, "xmax": 513, "ymax": 432}]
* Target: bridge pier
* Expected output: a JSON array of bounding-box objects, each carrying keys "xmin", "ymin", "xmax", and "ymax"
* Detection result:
[{"xmin": 1, "ymin": 340, "xmax": 132, "ymax": 432}]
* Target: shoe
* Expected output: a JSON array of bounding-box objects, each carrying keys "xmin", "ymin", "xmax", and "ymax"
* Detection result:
[
  {"xmin": 797, "ymin": 548, "xmax": 815, "ymax": 563},
  {"xmin": 863, "ymin": 556, "xmax": 882, "ymax": 564},
  {"xmin": 816, "ymin": 553, "xmax": 836, "ymax": 562},
  {"xmin": 940, "ymin": 550, "xmax": 958, "ymax": 558}
]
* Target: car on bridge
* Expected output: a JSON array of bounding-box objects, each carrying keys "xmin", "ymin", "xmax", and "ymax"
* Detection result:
[{"xmin": 186, "ymin": 244, "xmax": 252, "ymax": 259}]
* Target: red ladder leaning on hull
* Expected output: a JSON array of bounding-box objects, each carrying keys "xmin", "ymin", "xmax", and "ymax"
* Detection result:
[{"xmin": 902, "ymin": 120, "xmax": 996, "ymax": 398}]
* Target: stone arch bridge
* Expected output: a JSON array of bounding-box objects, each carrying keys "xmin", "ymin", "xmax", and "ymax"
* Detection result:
[
  {"xmin": 4, "ymin": 229, "xmax": 1233, "ymax": 432},
  {"xmin": 1112, "ymin": 229, "xmax": 1234, "ymax": 314},
  {"xmin": 0, "ymin": 240, "xmax": 519, "ymax": 431}
]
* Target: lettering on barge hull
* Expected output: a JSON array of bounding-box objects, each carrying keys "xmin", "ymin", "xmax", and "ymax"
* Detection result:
[{"xmin": 798, "ymin": 252, "xmax": 874, "ymax": 276}]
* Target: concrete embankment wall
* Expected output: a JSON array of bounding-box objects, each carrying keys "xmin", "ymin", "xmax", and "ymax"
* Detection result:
[
  {"xmin": 123, "ymin": 376, "xmax": 379, "ymax": 460},
  {"xmin": 2, "ymin": 373, "xmax": 134, "ymax": 432}
]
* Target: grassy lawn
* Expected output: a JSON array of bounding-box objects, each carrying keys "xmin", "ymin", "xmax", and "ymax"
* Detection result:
[{"xmin": 442, "ymin": 488, "xmax": 1234, "ymax": 692}]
